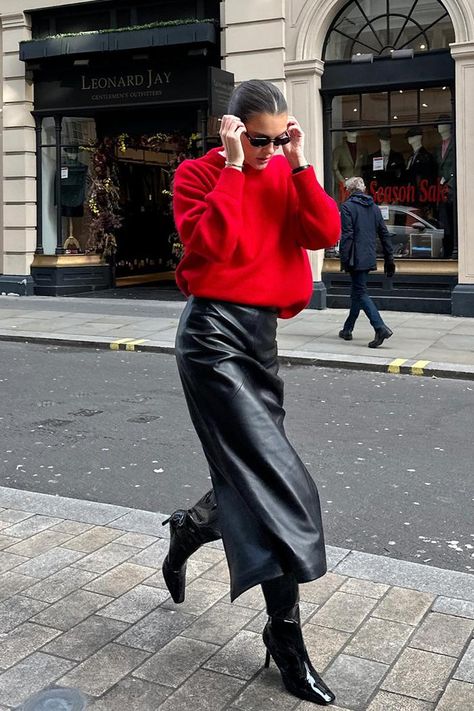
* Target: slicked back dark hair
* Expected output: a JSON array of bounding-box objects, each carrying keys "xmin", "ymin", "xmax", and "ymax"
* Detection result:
[{"xmin": 227, "ymin": 80, "xmax": 288, "ymax": 123}]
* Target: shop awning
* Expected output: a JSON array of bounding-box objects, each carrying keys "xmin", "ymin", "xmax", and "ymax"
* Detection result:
[
  {"xmin": 19, "ymin": 21, "xmax": 217, "ymax": 61},
  {"xmin": 321, "ymin": 49, "xmax": 454, "ymax": 94}
]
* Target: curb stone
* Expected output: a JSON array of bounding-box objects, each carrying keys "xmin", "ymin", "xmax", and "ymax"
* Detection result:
[{"xmin": 1, "ymin": 331, "xmax": 474, "ymax": 381}]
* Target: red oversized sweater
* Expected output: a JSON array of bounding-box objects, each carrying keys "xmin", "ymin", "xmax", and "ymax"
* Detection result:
[{"xmin": 173, "ymin": 147, "xmax": 341, "ymax": 318}]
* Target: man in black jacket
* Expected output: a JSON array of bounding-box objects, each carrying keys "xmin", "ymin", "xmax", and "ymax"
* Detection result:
[{"xmin": 339, "ymin": 177, "xmax": 395, "ymax": 348}]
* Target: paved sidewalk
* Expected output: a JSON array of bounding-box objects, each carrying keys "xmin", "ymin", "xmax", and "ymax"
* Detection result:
[
  {"xmin": 0, "ymin": 295, "xmax": 474, "ymax": 380},
  {"xmin": 0, "ymin": 486, "xmax": 473, "ymax": 710}
]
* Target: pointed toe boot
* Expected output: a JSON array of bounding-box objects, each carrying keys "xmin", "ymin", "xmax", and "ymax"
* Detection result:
[
  {"xmin": 162, "ymin": 490, "xmax": 221, "ymax": 603},
  {"xmin": 263, "ymin": 604, "xmax": 335, "ymax": 706}
]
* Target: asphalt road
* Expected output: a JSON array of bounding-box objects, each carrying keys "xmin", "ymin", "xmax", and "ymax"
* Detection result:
[{"xmin": 1, "ymin": 341, "xmax": 472, "ymax": 575}]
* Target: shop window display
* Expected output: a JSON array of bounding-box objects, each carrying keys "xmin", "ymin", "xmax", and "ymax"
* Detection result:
[
  {"xmin": 39, "ymin": 114, "xmax": 199, "ymax": 272},
  {"xmin": 40, "ymin": 117, "xmax": 96, "ymax": 256},
  {"xmin": 330, "ymin": 87, "xmax": 455, "ymax": 259}
]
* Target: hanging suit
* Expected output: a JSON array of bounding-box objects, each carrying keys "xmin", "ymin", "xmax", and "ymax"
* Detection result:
[
  {"xmin": 365, "ymin": 149, "xmax": 405, "ymax": 189},
  {"xmin": 332, "ymin": 140, "xmax": 366, "ymax": 196},
  {"xmin": 435, "ymin": 139, "xmax": 455, "ymax": 257}
]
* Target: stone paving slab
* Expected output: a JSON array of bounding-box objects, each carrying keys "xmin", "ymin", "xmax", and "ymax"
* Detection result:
[
  {"xmin": 0, "ymin": 487, "xmax": 129, "ymax": 525},
  {"xmin": 87, "ymin": 676, "xmax": 171, "ymax": 710},
  {"xmin": 334, "ymin": 550, "xmax": 474, "ymax": 602},
  {"xmin": 0, "ymin": 652, "xmax": 76, "ymax": 708},
  {"xmin": 380, "ymin": 648, "xmax": 457, "ymax": 702},
  {"xmin": 454, "ymin": 639, "xmax": 474, "ymax": 683},
  {"xmin": 0, "ymin": 488, "xmax": 472, "ymax": 710},
  {"xmin": 436, "ymin": 679, "xmax": 474, "ymax": 710},
  {"xmin": 0, "ymin": 572, "xmax": 37, "ymax": 603}
]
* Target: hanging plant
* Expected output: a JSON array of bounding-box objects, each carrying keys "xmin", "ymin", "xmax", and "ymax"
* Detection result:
[
  {"xmin": 83, "ymin": 137, "xmax": 121, "ymax": 258},
  {"xmin": 164, "ymin": 132, "xmax": 202, "ymax": 263}
]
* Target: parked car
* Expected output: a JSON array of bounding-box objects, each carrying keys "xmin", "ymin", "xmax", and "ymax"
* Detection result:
[
  {"xmin": 329, "ymin": 205, "xmax": 445, "ymax": 259},
  {"xmin": 378, "ymin": 205, "xmax": 445, "ymax": 258}
]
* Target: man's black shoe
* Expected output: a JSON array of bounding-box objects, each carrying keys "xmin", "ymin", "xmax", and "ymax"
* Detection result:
[
  {"xmin": 368, "ymin": 327, "xmax": 393, "ymax": 348},
  {"xmin": 338, "ymin": 330, "xmax": 353, "ymax": 341}
]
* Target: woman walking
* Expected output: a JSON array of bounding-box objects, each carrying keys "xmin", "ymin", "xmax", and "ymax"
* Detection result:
[{"xmin": 163, "ymin": 80, "xmax": 340, "ymax": 705}]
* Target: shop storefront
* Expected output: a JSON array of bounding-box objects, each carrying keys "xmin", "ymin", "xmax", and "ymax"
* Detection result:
[
  {"xmin": 1, "ymin": 0, "xmax": 474, "ymax": 313},
  {"xmin": 320, "ymin": 0, "xmax": 458, "ymax": 313},
  {"xmin": 0, "ymin": 0, "xmax": 231, "ymax": 295},
  {"xmin": 220, "ymin": 0, "xmax": 474, "ymax": 315}
]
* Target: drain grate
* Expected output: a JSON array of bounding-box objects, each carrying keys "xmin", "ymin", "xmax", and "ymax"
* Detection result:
[{"xmin": 18, "ymin": 687, "xmax": 87, "ymax": 710}]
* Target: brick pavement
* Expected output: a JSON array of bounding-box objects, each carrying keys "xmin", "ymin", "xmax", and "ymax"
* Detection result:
[{"xmin": 0, "ymin": 486, "xmax": 473, "ymax": 710}]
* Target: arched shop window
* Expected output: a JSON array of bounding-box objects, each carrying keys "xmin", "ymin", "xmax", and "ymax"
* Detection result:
[
  {"xmin": 323, "ymin": 1, "xmax": 457, "ymax": 260},
  {"xmin": 324, "ymin": 0, "xmax": 455, "ymax": 60}
]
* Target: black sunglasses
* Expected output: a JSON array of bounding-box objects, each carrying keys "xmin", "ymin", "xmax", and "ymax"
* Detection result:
[{"xmin": 244, "ymin": 132, "xmax": 291, "ymax": 148}]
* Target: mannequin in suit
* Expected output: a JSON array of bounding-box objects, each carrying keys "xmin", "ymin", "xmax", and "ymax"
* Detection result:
[
  {"xmin": 435, "ymin": 116, "xmax": 455, "ymax": 257},
  {"xmin": 405, "ymin": 127, "xmax": 436, "ymax": 204},
  {"xmin": 365, "ymin": 129, "xmax": 405, "ymax": 188},
  {"xmin": 56, "ymin": 148, "xmax": 88, "ymax": 252},
  {"xmin": 332, "ymin": 131, "xmax": 366, "ymax": 199},
  {"xmin": 435, "ymin": 117, "xmax": 454, "ymax": 190}
]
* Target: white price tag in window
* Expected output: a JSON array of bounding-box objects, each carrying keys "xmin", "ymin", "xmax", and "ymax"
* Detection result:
[
  {"xmin": 61, "ymin": 167, "xmax": 69, "ymax": 179},
  {"xmin": 380, "ymin": 205, "xmax": 389, "ymax": 220},
  {"xmin": 373, "ymin": 156, "xmax": 384, "ymax": 171}
]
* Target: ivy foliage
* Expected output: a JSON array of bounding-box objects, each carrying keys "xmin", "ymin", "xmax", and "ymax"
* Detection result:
[{"xmin": 31, "ymin": 18, "xmax": 215, "ymax": 42}]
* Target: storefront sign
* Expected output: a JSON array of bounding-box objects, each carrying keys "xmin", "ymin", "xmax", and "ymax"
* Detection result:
[
  {"xmin": 33, "ymin": 62, "xmax": 233, "ymax": 112},
  {"xmin": 372, "ymin": 156, "xmax": 384, "ymax": 171},
  {"xmin": 80, "ymin": 69, "xmax": 172, "ymax": 92},
  {"xmin": 208, "ymin": 67, "xmax": 234, "ymax": 117},
  {"xmin": 369, "ymin": 179, "xmax": 450, "ymax": 204}
]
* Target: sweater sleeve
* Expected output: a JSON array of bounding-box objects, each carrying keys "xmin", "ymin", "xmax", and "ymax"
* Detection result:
[
  {"xmin": 288, "ymin": 166, "xmax": 341, "ymax": 250},
  {"xmin": 173, "ymin": 160, "xmax": 244, "ymax": 262}
]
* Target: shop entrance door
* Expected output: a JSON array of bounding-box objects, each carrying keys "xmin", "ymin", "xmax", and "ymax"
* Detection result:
[
  {"xmin": 94, "ymin": 108, "xmax": 201, "ymax": 290},
  {"xmin": 115, "ymin": 152, "xmax": 175, "ymax": 282}
]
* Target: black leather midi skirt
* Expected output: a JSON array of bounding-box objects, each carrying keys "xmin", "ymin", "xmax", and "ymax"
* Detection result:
[{"xmin": 175, "ymin": 296, "xmax": 327, "ymax": 601}]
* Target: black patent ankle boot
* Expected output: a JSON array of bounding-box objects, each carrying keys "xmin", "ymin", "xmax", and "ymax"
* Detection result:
[
  {"xmin": 161, "ymin": 489, "xmax": 221, "ymax": 603},
  {"xmin": 263, "ymin": 604, "xmax": 336, "ymax": 706}
]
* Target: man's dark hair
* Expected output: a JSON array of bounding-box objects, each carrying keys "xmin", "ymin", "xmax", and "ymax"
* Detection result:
[{"xmin": 227, "ymin": 80, "xmax": 288, "ymax": 123}]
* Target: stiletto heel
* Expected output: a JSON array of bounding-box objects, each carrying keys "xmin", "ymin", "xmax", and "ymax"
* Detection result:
[
  {"xmin": 162, "ymin": 517, "xmax": 171, "ymax": 526},
  {"xmin": 264, "ymin": 650, "xmax": 271, "ymax": 668}
]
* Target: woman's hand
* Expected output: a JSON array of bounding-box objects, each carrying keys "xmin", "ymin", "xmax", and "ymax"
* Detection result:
[
  {"xmin": 283, "ymin": 116, "xmax": 307, "ymax": 169},
  {"xmin": 219, "ymin": 114, "xmax": 246, "ymax": 166}
]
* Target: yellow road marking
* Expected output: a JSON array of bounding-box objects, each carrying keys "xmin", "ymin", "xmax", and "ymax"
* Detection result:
[
  {"xmin": 388, "ymin": 358, "xmax": 407, "ymax": 374},
  {"xmin": 110, "ymin": 338, "xmax": 135, "ymax": 350},
  {"xmin": 412, "ymin": 360, "xmax": 431, "ymax": 376},
  {"xmin": 125, "ymin": 339, "xmax": 148, "ymax": 351}
]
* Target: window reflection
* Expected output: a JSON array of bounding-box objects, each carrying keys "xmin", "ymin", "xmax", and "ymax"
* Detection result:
[
  {"xmin": 361, "ymin": 93, "xmax": 388, "ymax": 126},
  {"xmin": 332, "ymin": 94, "xmax": 361, "ymax": 129},
  {"xmin": 420, "ymin": 86, "xmax": 452, "ymax": 121},
  {"xmin": 390, "ymin": 90, "xmax": 418, "ymax": 123}
]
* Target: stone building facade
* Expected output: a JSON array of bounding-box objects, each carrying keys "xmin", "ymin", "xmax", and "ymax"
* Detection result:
[{"xmin": 1, "ymin": 0, "xmax": 474, "ymax": 314}]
